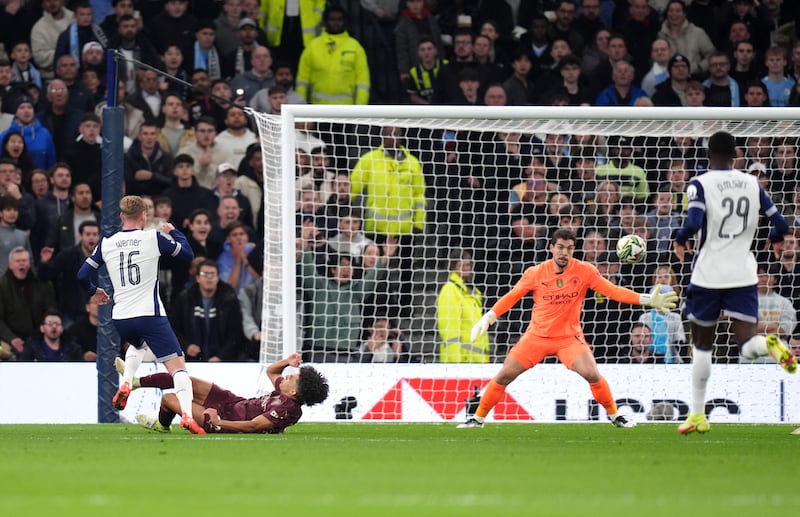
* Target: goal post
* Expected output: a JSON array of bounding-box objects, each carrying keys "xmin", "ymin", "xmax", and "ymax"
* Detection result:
[{"xmin": 250, "ymin": 105, "xmax": 800, "ymax": 423}]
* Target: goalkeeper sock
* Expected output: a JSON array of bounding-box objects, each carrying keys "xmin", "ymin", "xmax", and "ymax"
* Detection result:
[
  {"xmin": 590, "ymin": 377, "xmax": 617, "ymax": 417},
  {"xmin": 139, "ymin": 372, "xmax": 174, "ymax": 390},
  {"xmin": 691, "ymin": 348, "xmax": 712, "ymax": 415},
  {"xmin": 475, "ymin": 380, "xmax": 507, "ymax": 419},
  {"xmin": 740, "ymin": 335, "xmax": 768, "ymax": 360},
  {"xmin": 158, "ymin": 406, "xmax": 176, "ymax": 428},
  {"xmin": 123, "ymin": 345, "xmax": 146, "ymax": 386}
]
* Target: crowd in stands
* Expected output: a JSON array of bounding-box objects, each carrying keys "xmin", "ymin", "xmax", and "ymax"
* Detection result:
[{"xmin": 1, "ymin": 0, "xmax": 800, "ymax": 365}]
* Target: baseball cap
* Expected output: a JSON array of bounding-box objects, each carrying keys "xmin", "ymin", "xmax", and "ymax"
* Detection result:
[
  {"xmin": 82, "ymin": 41, "xmax": 103, "ymax": 55},
  {"xmin": 295, "ymin": 130, "xmax": 326, "ymax": 154},
  {"xmin": 216, "ymin": 162, "xmax": 237, "ymax": 176},
  {"xmin": 238, "ymin": 17, "xmax": 258, "ymax": 29},
  {"xmin": 607, "ymin": 135, "xmax": 632, "ymax": 147},
  {"xmin": 747, "ymin": 162, "xmax": 768, "ymax": 175},
  {"xmin": 668, "ymin": 53, "xmax": 690, "ymax": 71}
]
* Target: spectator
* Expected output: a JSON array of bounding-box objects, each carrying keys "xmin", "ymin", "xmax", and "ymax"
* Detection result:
[
  {"xmin": 297, "ymin": 230, "xmax": 397, "ymax": 363},
  {"xmin": 99, "ymin": 0, "xmax": 139, "ymax": 42},
  {"xmin": 66, "ymin": 298, "xmax": 99, "ymax": 361},
  {"xmin": 437, "ymin": 249, "xmax": 490, "ymax": 363},
  {"xmin": 581, "ymin": 28, "xmax": 611, "ymax": 78},
  {"xmin": 729, "ymin": 41, "xmax": 762, "ymax": 100},
  {"xmin": 107, "ymin": 14, "xmax": 159, "ymax": 96},
  {"xmin": 185, "ymin": 208, "xmax": 223, "ymax": 261},
  {"xmin": 742, "ymin": 79, "xmax": 770, "ymax": 106},
  {"xmin": 62, "ymin": 113, "xmax": 101, "ymax": 202},
  {"xmin": 616, "ymin": 0, "xmax": 660, "ymax": 77},
  {"xmin": 229, "ymin": 46, "xmax": 275, "ymax": 103},
  {"xmin": 753, "ymin": 264, "xmax": 797, "ymax": 342},
  {"xmin": 0, "ymin": 196, "xmax": 30, "ymax": 275},
  {"xmin": 9, "ymin": 41, "xmax": 42, "ymax": 89},
  {"xmin": 0, "ymin": 246, "xmax": 56, "ymax": 360},
  {"xmin": 157, "ymin": 45, "xmax": 190, "ymax": 101},
  {"xmin": 217, "ymin": 220, "xmax": 260, "ymax": 295},
  {"xmin": 0, "ymin": 157, "xmax": 35, "ymax": 231},
  {"xmin": 595, "ymin": 136, "xmax": 649, "ymax": 202},
  {"xmin": 0, "ymin": 0, "xmax": 40, "ymax": 61},
  {"xmin": 651, "ymin": 53, "xmax": 691, "ymax": 106},
  {"xmin": 360, "ymin": 315, "xmax": 411, "ymax": 363},
  {"xmin": 503, "ymin": 47, "xmax": 537, "ymax": 105},
  {"xmin": 0, "ymin": 96, "xmax": 56, "ymax": 171},
  {"xmin": 625, "ymin": 322, "xmax": 658, "ymax": 364},
  {"xmin": 638, "ymin": 283, "xmax": 686, "ymax": 363},
  {"xmin": 404, "ymin": 36, "xmax": 448, "ymax": 105},
  {"xmin": 658, "ymin": 0, "xmax": 715, "ymax": 75},
  {"xmin": 176, "ymin": 116, "xmax": 231, "ymax": 189},
  {"xmin": 184, "ymin": 19, "xmax": 223, "ymax": 81},
  {"xmin": 541, "ymin": 54, "xmax": 592, "ymax": 105},
  {"xmin": 126, "ymin": 68, "xmax": 162, "ymax": 123},
  {"xmin": 213, "ymin": 162, "xmax": 253, "ymax": 229},
  {"xmin": 29, "ymin": 170, "xmax": 50, "ymax": 200},
  {"xmin": 702, "ymin": 52, "xmax": 740, "ymax": 106},
  {"xmin": 38, "ymin": 220, "xmax": 99, "ymax": 328},
  {"xmin": 32, "ymin": 162, "xmax": 71, "ymax": 255},
  {"xmin": 31, "ymin": 0, "xmax": 74, "ymax": 81},
  {"xmin": 233, "ymin": 142, "xmax": 263, "ymax": 222},
  {"xmin": 0, "ymin": 130, "xmax": 34, "ymax": 189},
  {"xmin": 53, "ymin": 54, "xmax": 96, "ymax": 114},
  {"xmin": 395, "ymin": 0, "xmax": 443, "ymax": 87},
  {"xmin": 164, "ymin": 153, "xmax": 217, "ymax": 230},
  {"xmin": 548, "ymin": 1, "xmax": 584, "ymax": 58},
  {"xmin": 473, "ymin": 34, "xmax": 508, "ymax": 86},
  {"xmin": 124, "ymin": 121, "xmax": 174, "ymax": 196},
  {"xmin": 574, "ymin": 0, "xmax": 604, "ymax": 48},
  {"xmin": 147, "ymin": 0, "xmax": 199, "ymax": 56},
  {"xmin": 53, "ymin": 1, "xmax": 108, "ymax": 70},
  {"xmin": 214, "ymin": 106, "xmax": 257, "ymax": 165},
  {"xmin": 157, "ymin": 93, "xmax": 194, "ymax": 157},
  {"xmin": 238, "ymin": 276, "xmax": 262, "ymax": 361},
  {"xmin": 37, "ymin": 78, "xmax": 83, "ymax": 159},
  {"xmin": 326, "ymin": 206, "xmax": 376, "ymax": 267},
  {"xmin": 249, "ymin": 63, "xmax": 306, "ymax": 112},
  {"xmin": 44, "ymin": 182, "xmax": 99, "ymax": 255},
  {"xmin": 295, "ymin": 4, "xmax": 370, "ymax": 105},
  {"xmin": 19, "ymin": 310, "xmax": 82, "ymax": 362},
  {"xmin": 641, "ymin": 38, "xmax": 674, "ymax": 96},
  {"xmin": 761, "ymin": 46, "xmax": 795, "ymax": 107},
  {"xmin": 210, "ymin": 194, "xmax": 252, "ymax": 243},
  {"xmin": 222, "ymin": 17, "xmax": 261, "ymax": 78},
  {"xmin": 213, "ymin": 0, "xmax": 244, "ymax": 57},
  {"xmin": 594, "ymin": 60, "xmax": 648, "ymax": 106},
  {"xmin": 170, "ymin": 259, "xmax": 248, "ymax": 361},
  {"xmin": 587, "ymin": 33, "xmax": 630, "ymax": 97}
]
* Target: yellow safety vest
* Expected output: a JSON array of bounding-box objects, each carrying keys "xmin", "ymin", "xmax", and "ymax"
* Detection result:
[
  {"xmin": 260, "ymin": 0, "xmax": 325, "ymax": 47},
  {"xmin": 437, "ymin": 273, "xmax": 490, "ymax": 363},
  {"xmin": 295, "ymin": 29, "xmax": 370, "ymax": 105}
]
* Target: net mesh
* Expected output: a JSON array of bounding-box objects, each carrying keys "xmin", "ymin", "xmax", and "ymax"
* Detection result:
[{"xmin": 251, "ymin": 107, "xmax": 800, "ymax": 376}]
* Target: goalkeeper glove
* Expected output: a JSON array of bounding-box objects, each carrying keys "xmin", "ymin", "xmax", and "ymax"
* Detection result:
[
  {"xmin": 470, "ymin": 310, "xmax": 497, "ymax": 342},
  {"xmin": 639, "ymin": 285, "xmax": 678, "ymax": 314}
]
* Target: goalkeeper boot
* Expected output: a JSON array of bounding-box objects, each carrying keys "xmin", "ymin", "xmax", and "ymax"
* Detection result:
[
  {"xmin": 611, "ymin": 415, "xmax": 637, "ymax": 428},
  {"xmin": 678, "ymin": 413, "xmax": 711, "ymax": 435},
  {"xmin": 457, "ymin": 417, "xmax": 484, "ymax": 429},
  {"xmin": 111, "ymin": 382, "xmax": 131, "ymax": 411},
  {"xmin": 136, "ymin": 413, "xmax": 170, "ymax": 433},
  {"xmin": 180, "ymin": 413, "xmax": 206, "ymax": 435},
  {"xmin": 766, "ymin": 334, "xmax": 798, "ymax": 374}
]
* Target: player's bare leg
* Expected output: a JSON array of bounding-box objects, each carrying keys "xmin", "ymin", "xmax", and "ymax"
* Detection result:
[
  {"xmin": 572, "ymin": 352, "xmax": 635, "ymax": 428},
  {"xmin": 734, "ymin": 320, "xmax": 799, "ymax": 373},
  {"xmin": 457, "ymin": 356, "xmax": 527, "ymax": 428}
]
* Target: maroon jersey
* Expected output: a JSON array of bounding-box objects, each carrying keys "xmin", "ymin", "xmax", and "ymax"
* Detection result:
[{"xmin": 205, "ymin": 377, "xmax": 303, "ymax": 434}]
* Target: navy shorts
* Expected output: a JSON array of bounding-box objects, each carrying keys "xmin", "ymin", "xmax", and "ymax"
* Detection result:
[
  {"xmin": 684, "ymin": 283, "xmax": 758, "ymax": 326},
  {"xmin": 113, "ymin": 316, "xmax": 184, "ymax": 361}
]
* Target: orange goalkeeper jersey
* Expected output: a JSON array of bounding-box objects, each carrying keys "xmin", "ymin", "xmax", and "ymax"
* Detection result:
[{"xmin": 491, "ymin": 258, "xmax": 641, "ymax": 339}]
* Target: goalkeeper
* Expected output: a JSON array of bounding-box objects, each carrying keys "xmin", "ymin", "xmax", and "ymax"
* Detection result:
[{"xmin": 458, "ymin": 228, "xmax": 678, "ymax": 428}]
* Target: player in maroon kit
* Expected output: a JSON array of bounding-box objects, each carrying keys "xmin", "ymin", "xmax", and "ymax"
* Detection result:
[{"xmin": 124, "ymin": 353, "xmax": 328, "ymax": 434}]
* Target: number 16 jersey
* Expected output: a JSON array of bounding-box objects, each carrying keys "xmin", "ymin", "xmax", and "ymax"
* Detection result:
[
  {"xmin": 686, "ymin": 169, "xmax": 777, "ymax": 289},
  {"xmin": 86, "ymin": 228, "xmax": 185, "ymax": 319}
]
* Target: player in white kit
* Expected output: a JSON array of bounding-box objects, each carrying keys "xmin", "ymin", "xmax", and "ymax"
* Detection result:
[
  {"xmin": 77, "ymin": 196, "xmax": 205, "ymax": 434},
  {"xmin": 673, "ymin": 131, "xmax": 797, "ymax": 434}
]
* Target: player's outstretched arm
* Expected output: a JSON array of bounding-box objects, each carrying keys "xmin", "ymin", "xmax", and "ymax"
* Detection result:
[{"xmin": 592, "ymin": 277, "xmax": 678, "ymax": 314}]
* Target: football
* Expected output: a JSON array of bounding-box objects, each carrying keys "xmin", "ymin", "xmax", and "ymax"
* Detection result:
[{"xmin": 616, "ymin": 234, "xmax": 647, "ymax": 264}]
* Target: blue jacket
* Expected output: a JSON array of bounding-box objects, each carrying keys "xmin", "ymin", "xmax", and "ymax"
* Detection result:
[
  {"xmin": 0, "ymin": 118, "xmax": 56, "ymax": 171},
  {"xmin": 595, "ymin": 85, "xmax": 649, "ymax": 106}
]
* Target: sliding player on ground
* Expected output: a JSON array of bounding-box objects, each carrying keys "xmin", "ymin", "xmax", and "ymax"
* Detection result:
[
  {"xmin": 121, "ymin": 353, "xmax": 329, "ymax": 434},
  {"xmin": 674, "ymin": 131, "xmax": 797, "ymax": 435},
  {"xmin": 459, "ymin": 228, "xmax": 678, "ymax": 428}
]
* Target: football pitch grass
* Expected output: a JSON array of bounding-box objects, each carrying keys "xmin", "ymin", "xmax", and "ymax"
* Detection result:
[{"xmin": 0, "ymin": 423, "xmax": 797, "ymax": 516}]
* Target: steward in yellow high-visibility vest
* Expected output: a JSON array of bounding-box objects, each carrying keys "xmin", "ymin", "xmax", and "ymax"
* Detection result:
[
  {"xmin": 295, "ymin": 4, "xmax": 370, "ymax": 105},
  {"xmin": 436, "ymin": 251, "xmax": 490, "ymax": 363},
  {"xmin": 260, "ymin": 0, "xmax": 325, "ymax": 47}
]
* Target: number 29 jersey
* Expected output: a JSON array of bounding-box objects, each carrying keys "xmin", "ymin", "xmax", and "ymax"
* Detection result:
[
  {"xmin": 686, "ymin": 169, "xmax": 777, "ymax": 289},
  {"xmin": 87, "ymin": 228, "xmax": 182, "ymax": 319}
]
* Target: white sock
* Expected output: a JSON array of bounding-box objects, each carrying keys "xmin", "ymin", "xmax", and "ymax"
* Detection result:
[
  {"xmin": 740, "ymin": 335, "xmax": 768, "ymax": 360},
  {"xmin": 691, "ymin": 349, "xmax": 712, "ymax": 415},
  {"xmin": 171, "ymin": 369, "xmax": 194, "ymax": 417},
  {"xmin": 123, "ymin": 346, "xmax": 146, "ymax": 386}
]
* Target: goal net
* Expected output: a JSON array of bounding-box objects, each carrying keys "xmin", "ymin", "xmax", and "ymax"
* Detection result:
[{"xmin": 250, "ymin": 105, "xmax": 800, "ymax": 424}]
